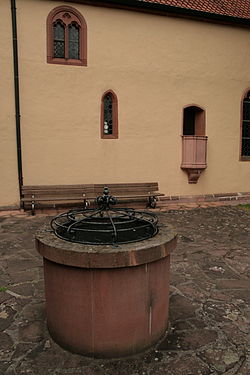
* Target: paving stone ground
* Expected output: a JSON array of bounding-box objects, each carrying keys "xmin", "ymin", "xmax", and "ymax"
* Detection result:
[{"xmin": 0, "ymin": 206, "xmax": 249, "ymax": 375}]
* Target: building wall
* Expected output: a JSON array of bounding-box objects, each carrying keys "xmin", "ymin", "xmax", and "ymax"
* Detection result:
[
  {"xmin": 1, "ymin": 0, "xmax": 250, "ymax": 207},
  {"xmin": 0, "ymin": 0, "xmax": 19, "ymax": 208}
]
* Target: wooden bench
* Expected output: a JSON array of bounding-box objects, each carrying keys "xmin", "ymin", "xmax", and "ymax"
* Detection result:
[{"xmin": 21, "ymin": 182, "xmax": 164, "ymax": 215}]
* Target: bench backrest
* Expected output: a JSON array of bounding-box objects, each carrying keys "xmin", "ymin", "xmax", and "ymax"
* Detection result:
[
  {"xmin": 93, "ymin": 182, "xmax": 159, "ymax": 195},
  {"xmin": 22, "ymin": 184, "xmax": 95, "ymax": 198}
]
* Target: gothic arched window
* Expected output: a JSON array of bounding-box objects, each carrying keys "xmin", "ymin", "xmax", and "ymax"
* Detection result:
[
  {"xmin": 47, "ymin": 6, "xmax": 87, "ymax": 66},
  {"xmin": 101, "ymin": 91, "xmax": 118, "ymax": 139}
]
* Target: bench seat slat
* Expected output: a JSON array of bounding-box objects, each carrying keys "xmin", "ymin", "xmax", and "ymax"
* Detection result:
[
  {"xmin": 22, "ymin": 190, "xmax": 94, "ymax": 196},
  {"xmin": 21, "ymin": 193, "xmax": 164, "ymax": 202}
]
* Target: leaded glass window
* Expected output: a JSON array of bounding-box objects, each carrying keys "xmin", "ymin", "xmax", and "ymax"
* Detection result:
[
  {"xmin": 47, "ymin": 6, "xmax": 87, "ymax": 66},
  {"xmin": 101, "ymin": 90, "xmax": 118, "ymax": 139},
  {"xmin": 242, "ymin": 91, "xmax": 250, "ymax": 157},
  {"xmin": 103, "ymin": 94, "xmax": 113, "ymax": 135},
  {"xmin": 69, "ymin": 23, "xmax": 79, "ymax": 59},
  {"xmin": 53, "ymin": 20, "xmax": 65, "ymax": 58}
]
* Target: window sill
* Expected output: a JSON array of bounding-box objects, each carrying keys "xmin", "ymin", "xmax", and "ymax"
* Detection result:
[
  {"xmin": 101, "ymin": 135, "xmax": 118, "ymax": 139},
  {"xmin": 240, "ymin": 156, "xmax": 250, "ymax": 161},
  {"xmin": 47, "ymin": 57, "xmax": 87, "ymax": 66}
]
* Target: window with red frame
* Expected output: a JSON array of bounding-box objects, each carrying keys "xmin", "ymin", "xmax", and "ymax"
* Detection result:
[
  {"xmin": 101, "ymin": 91, "xmax": 118, "ymax": 139},
  {"xmin": 47, "ymin": 6, "xmax": 87, "ymax": 66},
  {"xmin": 241, "ymin": 91, "xmax": 250, "ymax": 159}
]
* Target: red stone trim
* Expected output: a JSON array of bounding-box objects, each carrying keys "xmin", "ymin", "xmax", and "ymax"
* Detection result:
[
  {"xmin": 240, "ymin": 88, "xmax": 250, "ymax": 161},
  {"xmin": 241, "ymin": 156, "xmax": 250, "ymax": 161},
  {"xmin": 100, "ymin": 90, "xmax": 119, "ymax": 139},
  {"xmin": 47, "ymin": 6, "xmax": 87, "ymax": 66}
]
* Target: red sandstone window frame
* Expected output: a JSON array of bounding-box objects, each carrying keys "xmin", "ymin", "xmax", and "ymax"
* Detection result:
[
  {"xmin": 240, "ymin": 89, "xmax": 250, "ymax": 161},
  {"xmin": 101, "ymin": 90, "xmax": 119, "ymax": 139},
  {"xmin": 47, "ymin": 6, "xmax": 87, "ymax": 66}
]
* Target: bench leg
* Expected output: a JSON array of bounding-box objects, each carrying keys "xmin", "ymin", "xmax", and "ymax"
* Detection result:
[
  {"xmin": 31, "ymin": 195, "xmax": 35, "ymax": 215},
  {"xmin": 83, "ymin": 199, "xmax": 89, "ymax": 210},
  {"xmin": 148, "ymin": 196, "xmax": 157, "ymax": 209}
]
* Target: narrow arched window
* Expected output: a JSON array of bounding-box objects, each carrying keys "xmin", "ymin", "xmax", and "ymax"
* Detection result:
[
  {"xmin": 101, "ymin": 91, "xmax": 118, "ymax": 139},
  {"xmin": 47, "ymin": 6, "xmax": 87, "ymax": 66},
  {"xmin": 241, "ymin": 91, "xmax": 250, "ymax": 160},
  {"xmin": 183, "ymin": 106, "xmax": 205, "ymax": 136}
]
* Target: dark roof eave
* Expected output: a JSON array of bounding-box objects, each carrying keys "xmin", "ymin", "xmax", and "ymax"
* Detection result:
[{"xmin": 58, "ymin": 0, "xmax": 250, "ymax": 27}]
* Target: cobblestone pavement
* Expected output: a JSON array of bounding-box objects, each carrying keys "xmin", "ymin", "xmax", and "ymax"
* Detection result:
[{"xmin": 0, "ymin": 206, "xmax": 249, "ymax": 375}]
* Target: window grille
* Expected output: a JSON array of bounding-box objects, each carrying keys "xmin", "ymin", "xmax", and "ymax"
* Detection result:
[
  {"xmin": 103, "ymin": 94, "xmax": 113, "ymax": 135},
  {"xmin": 69, "ymin": 23, "xmax": 79, "ymax": 60},
  {"xmin": 101, "ymin": 91, "xmax": 118, "ymax": 139},
  {"xmin": 242, "ymin": 93, "xmax": 250, "ymax": 157},
  {"xmin": 53, "ymin": 21, "xmax": 65, "ymax": 58}
]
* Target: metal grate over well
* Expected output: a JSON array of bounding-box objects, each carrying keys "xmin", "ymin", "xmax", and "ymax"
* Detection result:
[{"xmin": 51, "ymin": 187, "xmax": 158, "ymax": 245}]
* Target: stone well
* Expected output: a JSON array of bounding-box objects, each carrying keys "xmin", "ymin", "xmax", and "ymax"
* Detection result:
[{"xmin": 35, "ymin": 214, "xmax": 177, "ymax": 358}]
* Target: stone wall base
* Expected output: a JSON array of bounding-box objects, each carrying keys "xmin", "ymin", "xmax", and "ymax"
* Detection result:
[
  {"xmin": 157, "ymin": 192, "xmax": 250, "ymax": 210},
  {"xmin": 0, "ymin": 204, "xmax": 20, "ymax": 212}
]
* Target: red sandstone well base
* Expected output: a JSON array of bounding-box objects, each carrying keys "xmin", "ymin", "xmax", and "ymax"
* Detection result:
[
  {"xmin": 36, "ymin": 214, "xmax": 177, "ymax": 358},
  {"xmin": 44, "ymin": 256, "xmax": 170, "ymax": 358}
]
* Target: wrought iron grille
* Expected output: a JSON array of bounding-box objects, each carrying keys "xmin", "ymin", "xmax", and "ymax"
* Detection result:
[
  {"xmin": 51, "ymin": 187, "xmax": 158, "ymax": 245},
  {"xmin": 69, "ymin": 23, "xmax": 79, "ymax": 59},
  {"xmin": 53, "ymin": 21, "xmax": 65, "ymax": 58},
  {"xmin": 242, "ymin": 97, "xmax": 250, "ymax": 156},
  {"xmin": 103, "ymin": 94, "xmax": 113, "ymax": 135}
]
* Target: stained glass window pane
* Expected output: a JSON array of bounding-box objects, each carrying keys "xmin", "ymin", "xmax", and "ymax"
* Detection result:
[
  {"xmin": 69, "ymin": 23, "xmax": 79, "ymax": 59},
  {"xmin": 242, "ymin": 94, "xmax": 250, "ymax": 156},
  {"xmin": 243, "ymin": 99, "xmax": 250, "ymax": 121},
  {"xmin": 104, "ymin": 94, "xmax": 113, "ymax": 135},
  {"xmin": 53, "ymin": 21, "xmax": 65, "ymax": 58},
  {"xmin": 242, "ymin": 137, "xmax": 250, "ymax": 156},
  {"xmin": 242, "ymin": 122, "xmax": 250, "ymax": 138}
]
